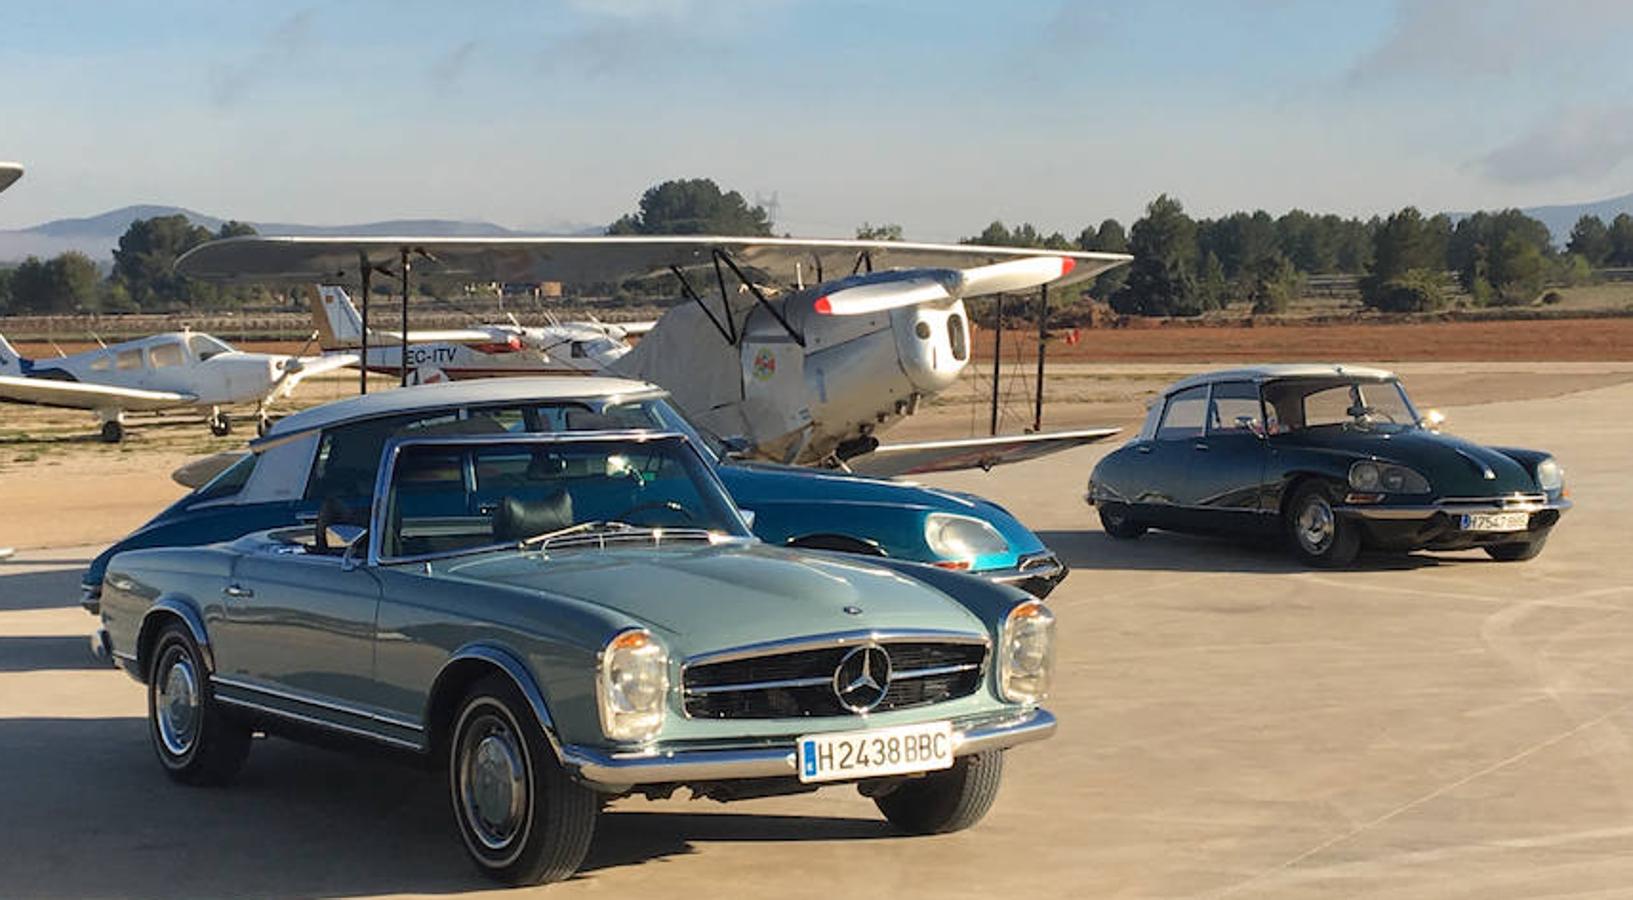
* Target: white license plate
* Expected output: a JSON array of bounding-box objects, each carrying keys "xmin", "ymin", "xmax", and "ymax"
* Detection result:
[
  {"xmin": 797, "ymin": 721, "xmax": 954, "ymax": 784},
  {"xmin": 1460, "ymin": 512, "xmax": 1530, "ymax": 532}
]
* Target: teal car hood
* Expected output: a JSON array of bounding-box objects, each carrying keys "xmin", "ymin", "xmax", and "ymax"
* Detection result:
[
  {"xmin": 434, "ymin": 541, "xmax": 988, "ymax": 657},
  {"xmin": 721, "ymin": 461, "xmax": 987, "ymax": 510},
  {"xmin": 1275, "ymin": 427, "xmax": 1538, "ymax": 497}
]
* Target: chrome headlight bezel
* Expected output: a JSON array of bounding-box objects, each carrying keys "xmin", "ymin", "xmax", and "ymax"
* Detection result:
[
  {"xmin": 1348, "ymin": 460, "xmax": 1430, "ymax": 494},
  {"xmin": 1535, "ymin": 456, "xmax": 1564, "ymax": 493},
  {"xmin": 997, "ymin": 600, "xmax": 1055, "ymax": 704},
  {"xmin": 924, "ymin": 512, "xmax": 1010, "ymax": 562},
  {"xmin": 596, "ymin": 627, "xmax": 669, "ymax": 743}
]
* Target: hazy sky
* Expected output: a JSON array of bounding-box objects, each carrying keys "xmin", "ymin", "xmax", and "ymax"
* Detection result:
[{"xmin": 4, "ymin": 0, "xmax": 1632, "ymax": 239}]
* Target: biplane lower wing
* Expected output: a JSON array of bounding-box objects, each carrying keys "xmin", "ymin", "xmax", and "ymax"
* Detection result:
[
  {"xmin": 845, "ymin": 428, "xmax": 1121, "ymax": 479},
  {"xmin": 0, "ymin": 375, "xmax": 194, "ymax": 412}
]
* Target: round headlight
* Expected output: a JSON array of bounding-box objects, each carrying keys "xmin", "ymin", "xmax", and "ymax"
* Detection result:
[
  {"xmin": 1349, "ymin": 462, "xmax": 1382, "ymax": 491},
  {"xmin": 924, "ymin": 513, "xmax": 1009, "ymax": 562},
  {"xmin": 1536, "ymin": 457, "xmax": 1564, "ymax": 492},
  {"xmin": 597, "ymin": 628, "xmax": 668, "ymax": 742},
  {"xmin": 997, "ymin": 600, "xmax": 1055, "ymax": 704}
]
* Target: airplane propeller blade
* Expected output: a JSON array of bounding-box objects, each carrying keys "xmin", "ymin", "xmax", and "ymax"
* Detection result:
[
  {"xmin": 812, "ymin": 276, "xmax": 955, "ymax": 316},
  {"xmin": 956, "ymin": 256, "xmax": 1076, "ymax": 297}
]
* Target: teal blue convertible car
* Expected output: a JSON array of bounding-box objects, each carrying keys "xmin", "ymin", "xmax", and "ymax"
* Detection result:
[
  {"xmin": 1087, "ymin": 365, "xmax": 1570, "ymax": 566},
  {"xmin": 94, "ymin": 430, "xmax": 1056, "ymax": 884},
  {"xmin": 81, "ymin": 378, "xmax": 1065, "ymax": 612}
]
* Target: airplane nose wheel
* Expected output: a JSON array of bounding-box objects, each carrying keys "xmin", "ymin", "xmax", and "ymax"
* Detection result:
[
  {"xmin": 99, "ymin": 420, "xmax": 124, "ymax": 443},
  {"xmin": 208, "ymin": 410, "xmax": 232, "ymax": 437},
  {"xmin": 256, "ymin": 415, "xmax": 272, "ymax": 437}
]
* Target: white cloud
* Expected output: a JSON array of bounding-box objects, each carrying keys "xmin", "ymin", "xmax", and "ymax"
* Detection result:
[
  {"xmin": 1346, "ymin": 0, "xmax": 1633, "ymax": 85},
  {"xmin": 1478, "ymin": 105, "xmax": 1633, "ymax": 184}
]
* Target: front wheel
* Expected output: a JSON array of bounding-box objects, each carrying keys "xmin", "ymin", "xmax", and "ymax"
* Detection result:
[
  {"xmin": 1485, "ymin": 530, "xmax": 1550, "ymax": 562},
  {"xmin": 147, "ymin": 624, "xmax": 251, "ymax": 785},
  {"xmin": 873, "ymin": 751, "xmax": 1004, "ymax": 834},
  {"xmin": 1098, "ymin": 503, "xmax": 1147, "ymax": 540},
  {"xmin": 449, "ymin": 675, "xmax": 599, "ymax": 886},
  {"xmin": 1286, "ymin": 483, "xmax": 1360, "ymax": 567}
]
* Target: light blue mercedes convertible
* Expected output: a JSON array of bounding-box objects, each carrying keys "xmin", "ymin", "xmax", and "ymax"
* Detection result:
[{"xmin": 94, "ymin": 430, "xmax": 1057, "ymax": 885}]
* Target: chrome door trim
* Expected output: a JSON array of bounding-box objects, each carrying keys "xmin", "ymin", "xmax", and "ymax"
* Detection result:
[{"xmin": 211, "ymin": 674, "xmax": 423, "ymax": 733}]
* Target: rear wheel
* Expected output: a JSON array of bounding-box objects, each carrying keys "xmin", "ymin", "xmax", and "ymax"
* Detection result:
[
  {"xmin": 146, "ymin": 624, "xmax": 251, "ymax": 785},
  {"xmin": 1098, "ymin": 504, "xmax": 1146, "ymax": 540},
  {"xmin": 873, "ymin": 751, "xmax": 1004, "ymax": 834},
  {"xmin": 99, "ymin": 420, "xmax": 124, "ymax": 443},
  {"xmin": 1485, "ymin": 530, "xmax": 1550, "ymax": 562},
  {"xmin": 209, "ymin": 413, "xmax": 232, "ymax": 437},
  {"xmin": 449, "ymin": 675, "xmax": 598, "ymax": 886},
  {"xmin": 1286, "ymin": 483, "xmax": 1360, "ymax": 567}
]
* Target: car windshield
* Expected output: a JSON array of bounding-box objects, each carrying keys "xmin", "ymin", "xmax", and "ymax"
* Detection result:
[
  {"xmin": 460, "ymin": 395, "xmax": 725, "ymax": 462},
  {"xmin": 1261, "ymin": 378, "xmax": 1421, "ymax": 434},
  {"xmin": 377, "ymin": 434, "xmax": 747, "ymax": 562}
]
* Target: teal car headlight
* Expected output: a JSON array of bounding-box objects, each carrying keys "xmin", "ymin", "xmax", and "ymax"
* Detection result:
[
  {"xmin": 1535, "ymin": 456, "xmax": 1564, "ymax": 492},
  {"xmin": 924, "ymin": 513, "xmax": 1009, "ymax": 562},
  {"xmin": 597, "ymin": 628, "xmax": 668, "ymax": 742},
  {"xmin": 997, "ymin": 600, "xmax": 1055, "ymax": 704},
  {"xmin": 1348, "ymin": 461, "xmax": 1430, "ymax": 494}
]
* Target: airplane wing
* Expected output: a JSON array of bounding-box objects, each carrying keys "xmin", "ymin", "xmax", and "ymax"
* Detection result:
[
  {"xmin": 176, "ymin": 235, "xmax": 1131, "ymax": 290},
  {"xmin": 843, "ymin": 428, "xmax": 1121, "ymax": 479},
  {"xmin": 172, "ymin": 451, "xmax": 250, "ymax": 489},
  {"xmin": 279, "ymin": 353, "xmax": 361, "ymax": 397},
  {"xmin": 612, "ymin": 320, "xmax": 656, "ymax": 337},
  {"xmin": 0, "ymin": 162, "xmax": 21, "ymax": 195},
  {"xmin": 0, "ymin": 375, "xmax": 194, "ymax": 412}
]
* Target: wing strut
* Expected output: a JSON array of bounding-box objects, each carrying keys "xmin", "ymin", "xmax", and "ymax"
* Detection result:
[
  {"xmin": 670, "ymin": 265, "xmax": 736, "ymax": 345},
  {"xmin": 668, "ymin": 250, "xmax": 806, "ymax": 349},
  {"xmin": 357, "ymin": 251, "xmax": 372, "ymax": 395},
  {"xmin": 1033, "ymin": 283, "xmax": 1048, "ymax": 432},
  {"xmin": 712, "ymin": 249, "xmax": 804, "ymax": 348},
  {"xmin": 989, "ymin": 293, "xmax": 1004, "ymax": 436}
]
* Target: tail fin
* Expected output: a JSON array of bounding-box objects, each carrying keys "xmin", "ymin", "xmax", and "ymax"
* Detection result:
[
  {"xmin": 308, "ymin": 285, "xmax": 367, "ymax": 350},
  {"xmin": 0, "ymin": 332, "xmax": 28, "ymax": 376}
]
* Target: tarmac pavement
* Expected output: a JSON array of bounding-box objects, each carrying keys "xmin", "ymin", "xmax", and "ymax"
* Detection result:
[{"xmin": 1, "ymin": 380, "xmax": 1630, "ymax": 898}]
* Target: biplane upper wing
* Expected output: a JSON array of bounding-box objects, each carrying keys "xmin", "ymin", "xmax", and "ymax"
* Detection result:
[
  {"xmin": 177, "ymin": 235, "xmax": 1131, "ymax": 290},
  {"xmin": 0, "ymin": 375, "xmax": 194, "ymax": 412},
  {"xmin": 843, "ymin": 428, "xmax": 1121, "ymax": 479},
  {"xmin": 0, "ymin": 162, "xmax": 22, "ymax": 195}
]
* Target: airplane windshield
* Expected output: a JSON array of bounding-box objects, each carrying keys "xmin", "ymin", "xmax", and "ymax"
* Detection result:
[
  {"xmin": 187, "ymin": 334, "xmax": 234, "ymax": 360},
  {"xmin": 377, "ymin": 435, "xmax": 747, "ymax": 561}
]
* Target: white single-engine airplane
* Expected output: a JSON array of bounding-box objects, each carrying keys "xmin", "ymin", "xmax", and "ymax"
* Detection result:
[
  {"xmin": 0, "ymin": 330, "xmax": 355, "ymax": 442},
  {"xmin": 177, "ymin": 235, "xmax": 1131, "ymax": 474},
  {"xmin": 307, "ymin": 285, "xmax": 650, "ymax": 382}
]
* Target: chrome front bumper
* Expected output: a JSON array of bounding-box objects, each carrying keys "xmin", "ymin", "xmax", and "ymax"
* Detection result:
[
  {"xmin": 985, "ymin": 554, "xmax": 1067, "ymax": 598},
  {"xmin": 560, "ymin": 707, "xmax": 1056, "ymax": 788},
  {"xmin": 1339, "ymin": 498, "xmax": 1572, "ymax": 521}
]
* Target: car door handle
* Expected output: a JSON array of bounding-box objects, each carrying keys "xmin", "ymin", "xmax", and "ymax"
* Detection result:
[
  {"xmin": 295, "ymin": 512, "xmax": 318, "ymax": 524},
  {"xmin": 477, "ymin": 502, "xmax": 498, "ymax": 515},
  {"xmin": 223, "ymin": 584, "xmax": 254, "ymax": 599},
  {"xmin": 1137, "ymin": 444, "xmax": 1152, "ymax": 454},
  {"xmin": 1193, "ymin": 442, "xmax": 1209, "ymax": 452}
]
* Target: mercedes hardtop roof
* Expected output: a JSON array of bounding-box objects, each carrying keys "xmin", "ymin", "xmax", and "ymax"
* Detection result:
[
  {"xmin": 257, "ymin": 376, "xmax": 663, "ymax": 446},
  {"xmin": 1163, "ymin": 364, "xmax": 1398, "ymax": 397}
]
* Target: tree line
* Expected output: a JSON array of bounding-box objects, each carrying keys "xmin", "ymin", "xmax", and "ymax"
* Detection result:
[
  {"xmin": 0, "ymin": 215, "xmax": 261, "ymax": 314},
  {"xmin": 5, "ymin": 177, "xmax": 1630, "ymax": 318}
]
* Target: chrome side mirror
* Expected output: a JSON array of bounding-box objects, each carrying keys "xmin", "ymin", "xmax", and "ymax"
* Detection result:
[
  {"xmin": 339, "ymin": 529, "xmax": 369, "ymax": 571},
  {"xmin": 739, "ymin": 508, "xmax": 757, "ymax": 529},
  {"xmin": 719, "ymin": 435, "xmax": 754, "ymax": 459},
  {"xmin": 1421, "ymin": 409, "xmax": 1446, "ymax": 431}
]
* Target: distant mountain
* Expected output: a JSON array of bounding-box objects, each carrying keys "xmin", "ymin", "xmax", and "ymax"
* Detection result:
[
  {"xmin": 1517, "ymin": 192, "xmax": 1633, "ymax": 246},
  {"xmin": 0, "ymin": 205, "xmax": 601, "ymax": 263}
]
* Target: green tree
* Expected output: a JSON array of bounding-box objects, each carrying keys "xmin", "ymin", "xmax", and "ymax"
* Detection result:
[
  {"xmin": 0, "ymin": 266, "xmax": 12, "ymax": 313},
  {"xmin": 112, "ymin": 214, "xmax": 219, "ymax": 308},
  {"xmin": 8, "ymin": 252, "xmax": 100, "ymax": 313},
  {"xmin": 1112, "ymin": 194, "xmax": 1204, "ymax": 316},
  {"xmin": 1246, "ymin": 252, "xmax": 1301, "ymax": 314},
  {"xmin": 1361, "ymin": 207, "xmax": 1448, "ymax": 311},
  {"xmin": 1608, "ymin": 213, "xmax": 1633, "ymax": 266},
  {"xmin": 1078, "ymin": 218, "xmax": 1128, "ymax": 298},
  {"xmin": 1487, "ymin": 232, "xmax": 1546, "ymax": 304},
  {"xmin": 1566, "ymin": 215, "xmax": 1612, "ymax": 267},
  {"xmin": 854, "ymin": 222, "xmax": 903, "ymax": 241},
  {"xmin": 216, "ymin": 220, "xmax": 258, "ymax": 240},
  {"xmin": 608, "ymin": 178, "xmax": 773, "ymax": 236},
  {"xmin": 964, "ymin": 221, "xmax": 1070, "ymax": 249},
  {"xmin": 1448, "ymin": 209, "xmax": 1552, "ymax": 304}
]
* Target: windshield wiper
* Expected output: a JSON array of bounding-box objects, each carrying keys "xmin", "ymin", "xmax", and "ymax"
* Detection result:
[{"xmin": 519, "ymin": 520, "xmax": 644, "ymax": 548}]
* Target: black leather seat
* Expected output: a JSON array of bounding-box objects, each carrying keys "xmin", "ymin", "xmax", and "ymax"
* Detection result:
[{"xmin": 492, "ymin": 491, "xmax": 575, "ymax": 543}]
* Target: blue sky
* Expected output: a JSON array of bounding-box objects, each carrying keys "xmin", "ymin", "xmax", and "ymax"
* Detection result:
[{"xmin": 4, "ymin": 0, "xmax": 1632, "ymax": 239}]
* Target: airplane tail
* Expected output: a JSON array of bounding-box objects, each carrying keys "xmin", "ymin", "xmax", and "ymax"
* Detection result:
[
  {"xmin": 307, "ymin": 285, "xmax": 366, "ymax": 350},
  {"xmin": 0, "ymin": 332, "xmax": 28, "ymax": 376}
]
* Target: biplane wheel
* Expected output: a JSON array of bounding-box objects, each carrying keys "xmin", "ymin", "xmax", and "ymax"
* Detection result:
[
  {"xmin": 256, "ymin": 416, "xmax": 272, "ymax": 437},
  {"xmin": 209, "ymin": 415, "xmax": 232, "ymax": 437},
  {"xmin": 100, "ymin": 421, "xmax": 124, "ymax": 443}
]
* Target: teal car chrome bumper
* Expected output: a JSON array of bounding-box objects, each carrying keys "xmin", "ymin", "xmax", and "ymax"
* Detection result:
[{"xmin": 561, "ymin": 707, "xmax": 1056, "ymax": 787}]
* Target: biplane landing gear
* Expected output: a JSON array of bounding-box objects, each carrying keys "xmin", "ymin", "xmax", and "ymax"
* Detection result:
[
  {"xmin": 256, "ymin": 413, "xmax": 272, "ymax": 437},
  {"xmin": 208, "ymin": 409, "xmax": 232, "ymax": 437}
]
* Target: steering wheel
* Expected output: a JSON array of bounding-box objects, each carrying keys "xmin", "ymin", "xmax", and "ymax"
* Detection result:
[
  {"xmin": 615, "ymin": 500, "xmax": 695, "ymax": 526},
  {"xmin": 1352, "ymin": 404, "xmax": 1398, "ymax": 425}
]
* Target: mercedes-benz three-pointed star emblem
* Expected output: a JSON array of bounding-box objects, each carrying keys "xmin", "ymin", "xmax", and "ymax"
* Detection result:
[{"xmin": 833, "ymin": 644, "xmax": 892, "ymax": 713}]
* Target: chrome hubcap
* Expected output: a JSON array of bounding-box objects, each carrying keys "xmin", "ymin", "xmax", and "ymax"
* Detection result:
[
  {"xmin": 156, "ymin": 650, "xmax": 200, "ymax": 756},
  {"xmin": 460, "ymin": 715, "xmax": 527, "ymax": 851},
  {"xmin": 1296, "ymin": 496, "xmax": 1336, "ymax": 554}
]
